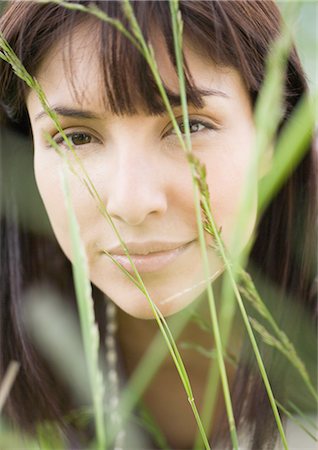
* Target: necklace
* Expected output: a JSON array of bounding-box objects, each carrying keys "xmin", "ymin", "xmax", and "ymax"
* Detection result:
[{"xmin": 105, "ymin": 300, "xmax": 125, "ymax": 450}]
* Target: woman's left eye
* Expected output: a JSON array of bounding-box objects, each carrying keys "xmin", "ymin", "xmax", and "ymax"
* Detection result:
[{"xmin": 168, "ymin": 118, "xmax": 216, "ymax": 137}]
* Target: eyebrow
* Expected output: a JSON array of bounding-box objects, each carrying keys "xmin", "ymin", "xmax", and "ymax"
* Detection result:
[
  {"xmin": 34, "ymin": 107, "xmax": 101, "ymax": 122},
  {"xmin": 167, "ymin": 88, "xmax": 229, "ymax": 107},
  {"xmin": 34, "ymin": 89, "xmax": 229, "ymax": 122}
]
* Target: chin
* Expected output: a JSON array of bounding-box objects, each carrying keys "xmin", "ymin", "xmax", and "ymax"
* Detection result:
[
  {"xmin": 90, "ymin": 251, "xmax": 224, "ymax": 319},
  {"xmin": 95, "ymin": 277, "xmax": 212, "ymax": 320}
]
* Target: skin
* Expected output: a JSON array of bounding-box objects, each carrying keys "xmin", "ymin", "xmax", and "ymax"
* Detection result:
[
  {"xmin": 27, "ymin": 22, "xmax": 257, "ymax": 320},
  {"xmin": 26, "ymin": 21, "xmax": 259, "ymax": 446}
]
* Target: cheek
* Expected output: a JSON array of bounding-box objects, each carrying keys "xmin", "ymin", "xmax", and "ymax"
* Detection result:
[
  {"xmin": 34, "ymin": 150, "xmax": 116, "ymax": 269},
  {"xmin": 34, "ymin": 153, "xmax": 64, "ymax": 217},
  {"xmin": 203, "ymin": 141, "xmax": 257, "ymax": 248},
  {"xmin": 168, "ymin": 167, "xmax": 198, "ymax": 223},
  {"xmin": 33, "ymin": 151, "xmax": 95, "ymax": 257},
  {"xmin": 34, "ymin": 153, "xmax": 70, "ymax": 248}
]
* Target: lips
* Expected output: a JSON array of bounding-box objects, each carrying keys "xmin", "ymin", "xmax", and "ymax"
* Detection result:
[{"xmin": 105, "ymin": 240, "xmax": 194, "ymax": 273}]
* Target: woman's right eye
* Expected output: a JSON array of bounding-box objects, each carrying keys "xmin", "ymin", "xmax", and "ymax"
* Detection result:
[{"xmin": 53, "ymin": 131, "xmax": 100, "ymax": 149}]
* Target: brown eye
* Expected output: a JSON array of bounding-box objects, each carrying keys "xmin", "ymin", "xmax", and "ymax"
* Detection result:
[
  {"xmin": 53, "ymin": 130, "xmax": 99, "ymax": 149},
  {"xmin": 70, "ymin": 132, "xmax": 92, "ymax": 146},
  {"xmin": 169, "ymin": 118, "xmax": 216, "ymax": 136}
]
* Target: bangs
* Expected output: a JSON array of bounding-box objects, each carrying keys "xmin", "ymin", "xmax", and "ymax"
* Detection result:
[
  {"xmin": 1, "ymin": 0, "xmax": 271, "ymax": 126},
  {"xmin": 64, "ymin": 0, "xmax": 207, "ymax": 116}
]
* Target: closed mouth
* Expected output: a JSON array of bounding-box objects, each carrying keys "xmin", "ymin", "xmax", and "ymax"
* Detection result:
[{"xmin": 103, "ymin": 240, "xmax": 195, "ymax": 273}]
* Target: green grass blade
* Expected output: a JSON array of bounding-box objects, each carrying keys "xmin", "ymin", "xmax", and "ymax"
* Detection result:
[
  {"xmin": 239, "ymin": 270, "xmax": 317, "ymax": 402},
  {"xmin": 259, "ymin": 90, "xmax": 317, "ymax": 213},
  {"xmin": 0, "ymin": 30, "xmax": 206, "ymax": 447},
  {"xmin": 169, "ymin": 1, "xmax": 239, "ymax": 447},
  {"xmin": 60, "ymin": 165, "xmax": 106, "ymax": 450},
  {"xmin": 276, "ymin": 401, "xmax": 317, "ymax": 442},
  {"xmin": 0, "ymin": 362, "xmax": 20, "ymax": 415}
]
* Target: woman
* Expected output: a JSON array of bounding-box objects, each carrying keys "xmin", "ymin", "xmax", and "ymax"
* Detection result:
[{"xmin": 0, "ymin": 1, "xmax": 316, "ymax": 449}]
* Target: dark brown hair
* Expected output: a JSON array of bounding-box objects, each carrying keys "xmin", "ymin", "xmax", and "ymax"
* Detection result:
[{"xmin": 0, "ymin": 1, "xmax": 316, "ymax": 449}]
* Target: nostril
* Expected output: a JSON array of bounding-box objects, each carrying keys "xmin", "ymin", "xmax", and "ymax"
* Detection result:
[
  {"xmin": 106, "ymin": 186, "xmax": 167, "ymax": 226},
  {"xmin": 107, "ymin": 199, "xmax": 166, "ymax": 226},
  {"xmin": 105, "ymin": 155, "xmax": 168, "ymax": 226}
]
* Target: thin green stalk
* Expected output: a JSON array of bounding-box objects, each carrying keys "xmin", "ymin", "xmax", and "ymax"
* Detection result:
[
  {"xmin": 288, "ymin": 401, "xmax": 318, "ymax": 433},
  {"xmin": 194, "ymin": 359, "xmax": 220, "ymax": 450},
  {"xmin": 239, "ymin": 270, "xmax": 318, "ymax": 402},
  {"xmin": 61, "ymin": 166, "xmax": 106, "ymax": 450},
  {"xmin": 101, "ymin": 249, "xmax": 142, "ymax": 289},
  {"xmin": 113, "ymin": 310, "xmax": 197, "ymax": 448},
  {"xmin": 137, "ymin": 404, "xmax": 171, "ymax": 450},
  {"xmin": 0, "ymin": 362, "xmax": 20, "ymax": 415},
  {"xmin": 201, "ymin": 197, "xmax": 288, "ymax": 450},
  {"xmin": 123, "ymin": 259, "xmax": 211, "ymax": 449},
  {"xmin": 195, "ymin": 4, "xmax": 305, "ymax": 447},
  {"xmin": 276, "ymin": 401, "xmax": 317, "ymax": 442},
  {"xmin": 23, "ymin": 32, "xmax": 207, "ymax": 448},
  {"xmin": 46, "ymin": 133, "xmax": 195, "ymax": 449},
  {"xmin": 1, "ymin": 3, "xmax": 314, "ymax": 449},
  {"xmin": 48, "ymin": 0, "xmax": 141, "ymax": 51},
  {"xmin": 189, "ymin": 397, "xmax": 212, "ymax": 450},
  {"xmin": 169, "ymin": 1, "xmax": 239, "ymax": 448},
  {"xmin": 180, "ymin": 342, "xmax": 237, "ymax": 367},
  {"xmin": 258, "ymin": 90, "xmax": 317, "ymax": 213},
  {"xmin": 195, "ymin": 186, "xmax": 238, "ymax": 450}
]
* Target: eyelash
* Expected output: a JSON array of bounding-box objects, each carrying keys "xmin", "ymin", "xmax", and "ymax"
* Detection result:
[
  {"xmin": 52, "ymin": 131, "xmax": 100, "ymax": 149},
  {"xmin": 49, "ymin": 117, "xmax": 216, "ymax": 150},
  {"xmin": 168, "ymin": 118, "xmax": 217, "ymax": 137}
]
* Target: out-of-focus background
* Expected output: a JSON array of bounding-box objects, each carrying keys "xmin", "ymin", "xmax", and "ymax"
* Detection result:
[{"xmin": 278, "ymin": 1, "xmax": 317, "ymax": 90}]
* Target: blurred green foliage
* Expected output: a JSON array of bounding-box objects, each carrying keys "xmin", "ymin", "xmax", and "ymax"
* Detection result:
[{"xmin": 279, "ymin": 1, "xmax": 317, "ymax": 89}]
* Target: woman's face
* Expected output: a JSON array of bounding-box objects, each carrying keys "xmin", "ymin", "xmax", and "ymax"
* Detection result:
[{"xmin": 27, "ymin": 22, "xmax": 257, "ymax": 319}]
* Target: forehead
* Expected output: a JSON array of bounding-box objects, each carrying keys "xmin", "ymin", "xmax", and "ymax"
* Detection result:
[
  {"xmin": 26, "ymin": 20, "xmax": 250, "ymax": 117},
  {"xmin": 29, "ymin": 20, "xmax": 104, "ymax": 111}
]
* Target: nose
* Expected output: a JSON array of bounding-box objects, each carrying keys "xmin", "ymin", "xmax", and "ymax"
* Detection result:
[{"xmin": 106, "ymin": 152, "xmax": 167, "ymax": 226}]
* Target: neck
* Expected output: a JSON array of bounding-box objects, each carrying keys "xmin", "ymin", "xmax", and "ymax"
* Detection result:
[{"xmin": 117, "ymin": 281, "xmax": 242, "ymax": 448}]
